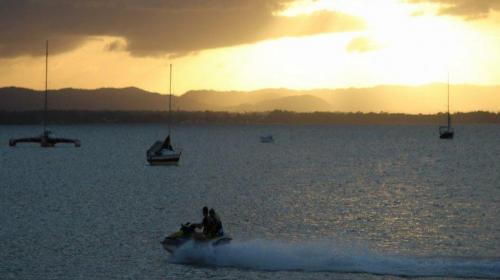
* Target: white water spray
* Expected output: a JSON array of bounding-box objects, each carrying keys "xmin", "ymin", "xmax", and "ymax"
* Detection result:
[{"xmin": 169, "ymin": 239, "xmax": 500, "ymax": 278}]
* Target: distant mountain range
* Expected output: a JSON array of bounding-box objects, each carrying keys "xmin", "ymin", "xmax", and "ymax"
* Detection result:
[{"xmin": 1, "ymin": 84, "xmax": 499, "ymax": 113}]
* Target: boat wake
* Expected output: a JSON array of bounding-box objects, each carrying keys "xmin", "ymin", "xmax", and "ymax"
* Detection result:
[{"xmin": 169, "ymin": 240, "xmax": 500, "ymax": 278}]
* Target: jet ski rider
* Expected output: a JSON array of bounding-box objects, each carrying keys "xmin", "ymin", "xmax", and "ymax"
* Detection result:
[
  {"xmin": 193, "ymin": 206, "xmax": 213, "ymax": 239},
  {"xmin": 209, "ymin": 208, "xmax": 224, "ymax": 237}
]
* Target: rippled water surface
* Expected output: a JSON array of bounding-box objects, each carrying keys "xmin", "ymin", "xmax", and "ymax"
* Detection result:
[{"xmin": 1, "ymin": 124, "xmax": 499, "ymax": 279}]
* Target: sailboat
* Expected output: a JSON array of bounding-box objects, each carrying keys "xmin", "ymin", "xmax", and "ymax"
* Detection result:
[
  {"xmin": 9, "ymin": 41, "xmax": 81, "ymax": 148},
  {"xmin": 146, "ymin": 64, "xmax": 181, "ymax": 165},
  {"xmin": 439, "ymin": 76, "xmax": 454, "ymax": 139}
]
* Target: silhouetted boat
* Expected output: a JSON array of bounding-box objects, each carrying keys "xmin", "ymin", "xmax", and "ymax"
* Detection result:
[
  {"xmin": 439, "ymin": 76, "xmax": 454, "ymax": 139},
  {"xmin": 147, "ymin": 64, "xmax": 181, "ymax": 165},
  {"xmin": 260, "ymin": 135, "xmax": 274, "ymax": 143},
  {"xmin": 9, "ymin": 41, "xmax": 80, "ymax": 148}
]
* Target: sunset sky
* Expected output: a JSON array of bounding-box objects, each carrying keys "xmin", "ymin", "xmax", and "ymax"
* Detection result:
[{"xmin": 1, "ymin": 0, "xmax": 500, "ymax": 96}]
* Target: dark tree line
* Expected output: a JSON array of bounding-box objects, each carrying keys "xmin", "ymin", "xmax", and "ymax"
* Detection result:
[{"xmin": 0, "ymin": 110, "xmax": 499, "ymax": 125}]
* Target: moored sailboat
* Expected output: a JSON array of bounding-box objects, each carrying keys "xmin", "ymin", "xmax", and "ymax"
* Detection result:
[
  {"xmin": 147, "ymin": 64, "xmax": 181, "ymax": 165},
  {"xmin": 9, "ymin": 41, "xmax": 80, "ymax": 148},
  {"xmin": 439, "ymin": 76, "xmax": 454, "ymax": 139}
]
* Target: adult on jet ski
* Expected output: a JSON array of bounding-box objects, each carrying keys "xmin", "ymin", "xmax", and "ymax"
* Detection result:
[
  {"xmin": 193, "ymin": 206, "xmax": 213, "ymax": 240},
  {"xmin": 161, "ymin": 207, "xmax": 231, "ymax": 253},
  {"xmin": 209, "ymin": 208, "xmax": 224, "ymax": 237}
]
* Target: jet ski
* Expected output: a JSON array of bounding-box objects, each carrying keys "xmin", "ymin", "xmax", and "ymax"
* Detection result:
[{"xmin": 161, "ymin": 222, "xmax": 232, "ymax": 253}]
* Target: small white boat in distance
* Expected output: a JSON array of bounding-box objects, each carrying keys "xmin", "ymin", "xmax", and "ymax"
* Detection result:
[
  {"xmin": 260, "ymin": 135, "xmax": 274, "ymax": 143},
  {"xmin": 147, "ymin": 135, "xmax": 181, "ymax": 165}
]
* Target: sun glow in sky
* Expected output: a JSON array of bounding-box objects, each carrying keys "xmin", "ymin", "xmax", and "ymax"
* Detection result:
[{"xmin": 0, "ymin": 0, "xmax": 499, "ymax": 105}]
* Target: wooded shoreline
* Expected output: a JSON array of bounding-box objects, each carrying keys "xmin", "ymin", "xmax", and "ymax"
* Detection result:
[{"xmin": 1, "ymin": 110, "xmax": 499, "ymax": 125}]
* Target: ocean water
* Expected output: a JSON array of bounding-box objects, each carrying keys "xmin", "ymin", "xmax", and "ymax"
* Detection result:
[{"xmin": 0, "ymin": 124, "xmax": 499, "ymax": 279}]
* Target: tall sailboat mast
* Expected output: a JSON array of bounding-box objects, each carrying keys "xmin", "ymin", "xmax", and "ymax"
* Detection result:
[
  {"xmin": 447, "ymin": 73, "xmax": 451, "ymax": 129},
  {"xmin": 168, "ymin": 64, "xmax": 172, "ymax": 136},
  {"xmin": 43, "ymin": 40, "xmax": 49, "ymax": 133},
  {"xmin": 438, "ymin": 72, "xmax": 454, "ymax": 139}
]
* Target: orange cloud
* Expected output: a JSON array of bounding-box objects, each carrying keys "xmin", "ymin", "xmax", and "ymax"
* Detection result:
[{"xmin": 407, "ymin": 0, "xmax": 500, "ymax": 19}]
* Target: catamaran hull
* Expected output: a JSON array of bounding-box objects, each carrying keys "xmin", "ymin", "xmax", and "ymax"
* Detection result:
[{"xmin": 9, "ymin": 136, "xmax": 81, "ymax": 147}]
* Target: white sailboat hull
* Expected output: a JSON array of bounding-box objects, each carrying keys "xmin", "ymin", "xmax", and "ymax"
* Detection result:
[
  {"xmin": 148, "ymin": 151, "xmax": 181, "ymax": 165},
  {"xmin": 147, "ymin": 140, "xmax": 181, "ymax": 165}
]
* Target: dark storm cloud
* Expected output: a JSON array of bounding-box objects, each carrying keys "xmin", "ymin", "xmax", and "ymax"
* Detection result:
[
  {"xmin": 407, "ymin": 0, "xmax": 500, "ymax": 19},
  {"xmin": 0, "ymin": 0, "xmax": 364, "ymax": 58}
]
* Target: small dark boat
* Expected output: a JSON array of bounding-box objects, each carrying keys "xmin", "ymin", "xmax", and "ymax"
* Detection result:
[
  {"xmin": 9, "ymin": 41, "xmax": 81, "ymax": 148},
  {"xmin": 260, "ymin": 135, "xmax": 274, "ymax": 143},
  {"xmin": 161, "ymin": 222, "xmax": 232, "ymax": 254},
  {"xmin": 439, "ymin": 76, "xmax": 454, "ymax": 139},
  {"xmin": 439, "ymin": 126, "xmax": 454, "ymax": 139}
]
